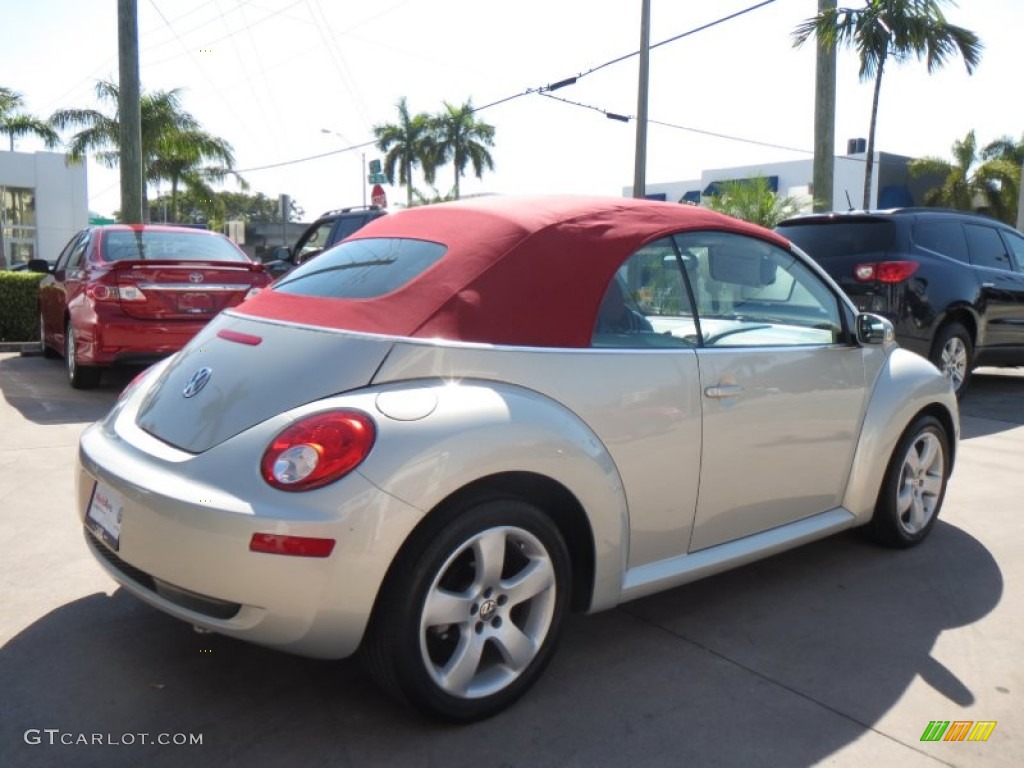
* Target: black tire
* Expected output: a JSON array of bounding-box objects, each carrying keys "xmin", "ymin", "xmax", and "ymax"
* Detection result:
[
  {"xmin": 363, "ymin": 497, "xmax": 570, "ymax": 722},
  {"xmin": 929, "ymin": 322, "xmax": 972, "ymax": 397},
  {"xmin": 66, "ymin": 322, "xmax": 101, "ymax": 390},
  {"xmin": 39, "ymin": 311, "xmax": 59, "ymax": 359},
  {"xmin": 869, "ymin": 415, "xmax": 950, "ymax": 548}
]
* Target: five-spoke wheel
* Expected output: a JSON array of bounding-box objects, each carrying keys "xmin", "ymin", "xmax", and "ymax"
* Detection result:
[
  {"xmin": 870, "ymin": 415, "xmax": 950, "ymax": 547},
  {"xmin": 364, "ymin": 498, "xmax": 569, "ymax": 722}
]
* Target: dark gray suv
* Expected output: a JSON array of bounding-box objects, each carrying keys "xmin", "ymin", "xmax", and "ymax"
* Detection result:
[{"xmin": 777, "ymin": 209, "xmax": 1024, "ymax": 395}]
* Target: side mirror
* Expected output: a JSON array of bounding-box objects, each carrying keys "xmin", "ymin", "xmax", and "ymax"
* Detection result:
[
  {"xmin": 271, "ymin": 246, "xmax": 291, "ymax": 263},
  {"xmin": 856, "ymin": 313, "xmax": 894, "ymax": 345},
  {"xmin": 27, "ymin": 259, "xmax": 52, "ymax": 274}
]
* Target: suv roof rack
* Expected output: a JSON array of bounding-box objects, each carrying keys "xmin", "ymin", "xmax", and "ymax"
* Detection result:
[{"xmin": 318, "ymin": 205, "xmax": 383, "ymax": 217}]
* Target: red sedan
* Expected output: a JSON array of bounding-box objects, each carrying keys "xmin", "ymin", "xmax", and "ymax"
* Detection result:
[{"xmin": 36, "ymin": 225, "xmax": 271, "ymax": 389}]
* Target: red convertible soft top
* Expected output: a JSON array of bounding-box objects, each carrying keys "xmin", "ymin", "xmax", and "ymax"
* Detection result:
[{"xmin": 235, "ymin": 195, "xmax": 791, "ymax": 348}]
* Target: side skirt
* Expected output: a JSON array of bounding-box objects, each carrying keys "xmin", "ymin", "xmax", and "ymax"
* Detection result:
[{"xmin": 620, "ymin": 507, "xmax": 856, "ymax": 603}]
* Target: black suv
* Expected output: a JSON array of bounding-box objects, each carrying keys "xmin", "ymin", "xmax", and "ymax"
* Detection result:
[
  {"xmin": 777, "ymin": 209, "xmax": 1024, "ymax": 395},
  {"xmin": 265, "ymin": 205, "xmax": 387, "ymax": 277}
]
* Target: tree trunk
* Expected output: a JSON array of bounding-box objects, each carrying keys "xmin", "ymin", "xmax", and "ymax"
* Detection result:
[
  {"xmin": 863, "ymin": 54, "xmax": 886, "ymax": 210},
  {"xmin": 812, "ymin": 0, "xmax": 836, "ymax": 212},
  {"xmin": 170, "ymin": 176, "xmax": 179, "ymax": 223},
  {"xmin": 453, "ymin": 148, "xmax": 461, "ymax": 200}
]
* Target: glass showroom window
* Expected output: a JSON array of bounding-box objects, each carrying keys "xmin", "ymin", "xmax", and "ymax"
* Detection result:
[{"xmin": 1, "ymin": 186, "xmax": 37, "ymax": 267}]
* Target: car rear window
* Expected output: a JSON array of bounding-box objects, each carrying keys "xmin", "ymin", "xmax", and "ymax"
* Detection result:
[
  {"xmin": 272, "ymin": 237, "xmax": 446, "ymax": 299},
  {"xmin": 777, "ymin": 220, "xmax": 896, "ymax": 259},
  {"xmin": 912, "ymin": 221, "xmax": 969, "ymax": 262},
  {"xmin": 102, "ymin": 231, "xmax": 249, "ymax": 262}
]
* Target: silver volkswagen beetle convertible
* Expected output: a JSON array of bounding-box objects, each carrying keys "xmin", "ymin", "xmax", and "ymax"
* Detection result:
[{"xmin": 78, "ymin": 196, "xmax": 957, "ymax": 721}]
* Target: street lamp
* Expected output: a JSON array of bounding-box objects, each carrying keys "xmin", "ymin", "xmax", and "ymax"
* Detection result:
[{"xmin": 320, "ymin": 128, "xmax": 367, "ymax": 207}]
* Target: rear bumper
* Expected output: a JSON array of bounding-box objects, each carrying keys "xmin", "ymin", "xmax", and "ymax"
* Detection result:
[
  {"xmin": 75, "ymin": 314, "xmax": 209, "ymax": 366},
  {"xmin": 76, "ymin": 415, "xmax": 425, "ymax": 660}
]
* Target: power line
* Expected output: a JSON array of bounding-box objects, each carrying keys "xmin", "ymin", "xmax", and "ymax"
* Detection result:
[{"xmin": 232, "ymin": 0, "xmax": 783, "ymax": 175}]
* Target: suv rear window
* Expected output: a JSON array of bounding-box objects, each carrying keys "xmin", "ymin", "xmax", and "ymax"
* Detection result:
[
  {"xmin": 273, "ymin": 238, "xmax": 446, "ymax": 299},
  {"xmin": 777, "ymin": 220, "xmax": 896, "ymax": 259},
  {"xmin": 912, "ymin": 221, "xmax": 969, "ymax": 263}
]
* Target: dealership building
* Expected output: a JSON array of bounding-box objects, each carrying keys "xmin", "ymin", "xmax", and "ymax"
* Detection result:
[{"xmin": 0, "ymin": 150, "xmax": 88, "ymax": 269}]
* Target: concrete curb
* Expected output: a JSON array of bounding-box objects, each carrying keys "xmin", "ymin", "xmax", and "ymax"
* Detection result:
[{"xmin": 0, "ymin": 342, "xmax": 40, "ymax": 356}]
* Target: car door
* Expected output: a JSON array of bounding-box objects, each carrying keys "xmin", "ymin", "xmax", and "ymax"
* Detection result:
[
  {"xmin": 40, "ymin": 231, "xmax": 86, "ymax": 348},
  {"xmin": 674, "ymin": 231, "xmax": 871, "ymax": 552},
  {"xmin": 965, "ymin": 223, "xmax": 1024, "ymax": 352}
]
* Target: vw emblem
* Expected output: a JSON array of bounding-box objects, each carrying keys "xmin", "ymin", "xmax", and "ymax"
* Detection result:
[
  {"xmin": 188, "ymin": 272, "xmax": 204, "ymax": 284},
  {"xmin": 182, "ymin": 367, "xmax": 213, "ymax": 398}
]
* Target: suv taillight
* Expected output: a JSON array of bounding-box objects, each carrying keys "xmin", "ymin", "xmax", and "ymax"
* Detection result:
[{"xmin": 853, "ymin": 261, "xmax": 919, "ymax": 284}]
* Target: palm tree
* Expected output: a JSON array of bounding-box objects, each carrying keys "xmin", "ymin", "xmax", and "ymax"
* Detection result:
[
  {"xmin": 910, "ymin": 130, "xmax": 1019, "ymax": 224},
  {"xmin": 50, "ymin": 80, "xmax": 238, "ymax": 222},
  {"xmin": 431, "ymin": 100, "xmax": 495, "ymax": 200},
  {"xmin": 373, "ymin": 97, "xmax": 436, "ymax": 207},
  {"xmin": 0, "ymin": 87, "xmax": 59, "ymax": 151},
  {"xmin": 793, "ymin": 1, "xmax": 982, "ymax": 209},
  {"xmin": 702, "ymin": 176, "xmax": 809, "ymax": 228},
  {"xmin": 148, "ymin": 129, "xmax": 242, "ymax": 221}
]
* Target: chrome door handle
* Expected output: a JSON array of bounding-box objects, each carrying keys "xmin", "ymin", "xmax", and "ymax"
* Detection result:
[
  {"xmin": 705, "ymin": 384, "xmax": 743, "ymax": 399},
  {"xmin": 981, "ymin": 282, "xmax": 995, "ymax": 288}
]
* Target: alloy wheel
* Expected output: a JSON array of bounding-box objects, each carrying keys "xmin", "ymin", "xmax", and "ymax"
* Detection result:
[
  {"xmin": 940, "ymin": 336, "xmax": 968, "ymax": 392},
  {"xmin": 418, "ymin": 525, "xmax": 557, "ymax": 699},
  {"xmin": 895, "ymin": 431, "xmax": 945, "ymax": 536}
]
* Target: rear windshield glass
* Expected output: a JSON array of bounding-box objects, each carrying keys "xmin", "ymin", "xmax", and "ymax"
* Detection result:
[
  {"xmin": 777, "ymin": 220, "xmax": 896, "ymax": 259},
  {"xmin": 102, "ymin": 231, "xmax": 248, "ymax": 262},
  {"xmin": 273, "ymin": 238, "xmax": 446, "ymax": 299}
]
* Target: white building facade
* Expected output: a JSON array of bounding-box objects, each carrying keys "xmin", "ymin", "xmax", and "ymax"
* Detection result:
[
  {"xmin": 0, "ymin": 150, "xmax": 88, "ymax": 269},
  {"xmin": 629, "ymin": 149, "xmax": 932, "ymax": 213}
]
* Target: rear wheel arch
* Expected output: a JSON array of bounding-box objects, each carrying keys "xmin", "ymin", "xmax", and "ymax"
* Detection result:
[{"xmin": 371, "ymin": 472, "xmax": 596, "ymax": 619}]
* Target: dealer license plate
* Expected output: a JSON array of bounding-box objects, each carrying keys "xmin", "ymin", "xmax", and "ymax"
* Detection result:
[{"xmin": 87, "ymin": 482, "xmax": 124, "ymax": 551}]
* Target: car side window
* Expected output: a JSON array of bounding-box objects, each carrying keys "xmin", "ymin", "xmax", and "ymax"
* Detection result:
[
  {"xmin": 53, "ymin": 232, "xmax": 84, "ymax": 272},
  {"xmin": 965, "ymin": 224, "xmax": 1013, "ymax": 271},
  {"xmin": 591, "ymin": 238, "xmax": 696, "ymax": 348},
  {"xmin": 673, "ymin": 231, "xmax": 842, "ymax": 347},
  {"xmin": 912, "ymin": 221, "xmax": 969, "ymax": 263},
  {"xmin": 65, "ymin": 233, "xmax": 89, "ymax": 271},
  {"xmin": 295, "ymin": 220, "xmax": 335, "ymax": 264},
  {"xmin": 1000, "ymin": 229, "xmax": 1024, "ymax": 272}
]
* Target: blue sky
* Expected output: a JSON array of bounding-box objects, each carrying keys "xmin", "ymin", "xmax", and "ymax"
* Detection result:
[{"xmin": 4, "ymin": 0, "xmax": 1021, "ymax": 219}]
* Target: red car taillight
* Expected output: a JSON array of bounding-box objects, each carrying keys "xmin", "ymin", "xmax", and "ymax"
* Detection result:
[
  {"xmin": 261, "ymin": 410, "xmax": 376, "ymax": 491},
  {"xmin": 853, "ymin": 261, "xmax": 919, "ymax": 284},
  {"xmin": 86, "ymin": 282, "xmax": 146, "ymax": 302}
]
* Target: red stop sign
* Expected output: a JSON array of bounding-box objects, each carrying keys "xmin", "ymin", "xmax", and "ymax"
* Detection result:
[{"xmin": 371, "ymin": 184, "xmax": 387, "ymax": 208}]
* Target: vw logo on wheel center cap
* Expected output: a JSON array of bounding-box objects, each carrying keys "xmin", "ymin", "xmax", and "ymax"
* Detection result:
[
  {"xmin": 478, "ymin": 599, "xmax": 498, "ymax": 620},
  {"xmin": 183, "ymin": 367, "xmax": 213, "ymax": 398}
]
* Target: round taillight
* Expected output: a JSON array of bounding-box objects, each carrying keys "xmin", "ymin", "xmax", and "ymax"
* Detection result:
[{"xmin": 261, "ymin": 410, "xmax": 376, "ymax": 491}]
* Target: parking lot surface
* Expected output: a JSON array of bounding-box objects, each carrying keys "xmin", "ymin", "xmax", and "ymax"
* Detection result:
[{"xmin": 1, "ymin": 351, "xmax": 1021, "ymax": 767}]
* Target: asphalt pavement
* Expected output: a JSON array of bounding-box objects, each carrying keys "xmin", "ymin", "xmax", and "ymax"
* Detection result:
[{"xmin": 0, "ymin": 351, "xmax": 1021, "ymax": 768}]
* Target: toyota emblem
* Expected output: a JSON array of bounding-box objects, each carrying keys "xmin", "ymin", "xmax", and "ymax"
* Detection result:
[
  {"xmin": 189, "ymin": 272, "xmax": 204, "ymax": 283},
  {"xmin": 182, "ymin": 367, "xmax": 213, "ymax": 398}
]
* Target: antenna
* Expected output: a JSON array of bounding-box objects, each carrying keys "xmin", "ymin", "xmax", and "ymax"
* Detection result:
[{"xmin": 845, "ymin": 190, "xmax": 854, "ymax": 211}]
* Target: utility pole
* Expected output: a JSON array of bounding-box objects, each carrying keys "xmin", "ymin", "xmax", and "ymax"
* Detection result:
[
  {"xmin": 632, "ymin": 0, "xmax": 651, "ymax": 199},
  {"xmin": 1018, "ymin": 159, "xmax": 1024, "ymax": 231},
  {"xmin": 118, "ymin": 0, "xmax": 144, "ymax": 223},
  {"xmin": 812, "ymin": 0, "xmax": 836, "ymax": 212}
]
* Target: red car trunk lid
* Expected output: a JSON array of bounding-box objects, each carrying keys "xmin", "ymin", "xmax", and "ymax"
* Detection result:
[{"xmin": 108, "ymin": 260, "xmax": 267, "ymax": 320}]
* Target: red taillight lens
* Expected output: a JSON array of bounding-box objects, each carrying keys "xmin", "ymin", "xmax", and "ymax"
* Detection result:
[
  {"xmin": 249, "ymin": 533, "xmax": 336, "ymax": 558},
  {"xmin": 853, "ymin": 261, "xmax": 919, "ymax": 284},
  {"xmin": 261, "ymin": 410, "xmax": 376, "ymax": 491},
  {"xmin": 86, "ymin": 283, "xmax": 145, "ymax": 301}
]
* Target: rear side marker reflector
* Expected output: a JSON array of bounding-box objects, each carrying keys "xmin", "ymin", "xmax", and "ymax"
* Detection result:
[
  {"xmin": 249, "ymin": 533, "xmax": 336, "ymax": 558},
  {"xmin": 217, "ymin": 329, "xmax": 263, "ymax": 345}
]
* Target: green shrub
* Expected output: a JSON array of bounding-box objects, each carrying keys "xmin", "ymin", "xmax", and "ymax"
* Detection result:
[{"xmin": 0, "ymin": 272, "xmax": 45, "ymax": 342}]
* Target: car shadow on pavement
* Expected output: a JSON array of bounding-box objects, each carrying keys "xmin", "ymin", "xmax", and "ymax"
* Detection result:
[
  {"xmin": 0, "ymin": 354, "xmax": 140, "ymax": 426},
  {"xmin": 959, "ymin": 370, "xmax": 1024, "ymax": 435},
  {"xmin": 0, "ymin": 521, "xmax": 1001, "ymax": 768}
]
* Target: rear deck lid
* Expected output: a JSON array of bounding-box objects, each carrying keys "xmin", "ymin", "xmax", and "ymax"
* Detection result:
[
  {"xmin": 135, "ymin": 313, "xmax": 392, "ymax": 453},
  {"xmin": 108, "ymin": 260, "xmax": 267, "ymax": 320}
]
